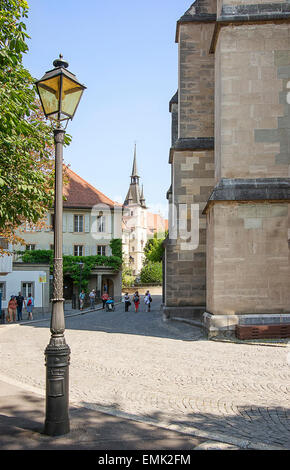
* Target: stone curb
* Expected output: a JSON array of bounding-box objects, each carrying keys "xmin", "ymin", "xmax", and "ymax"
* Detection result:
[
  {"xmin": 209, "ymin": 336, "xmax": 288, "ymax": 348},
  {"xmin": 71, "ymin": 402, "xmax": 287, "ymax": 451}
]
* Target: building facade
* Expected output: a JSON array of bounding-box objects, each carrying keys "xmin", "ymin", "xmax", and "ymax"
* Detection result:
[
  {"xmin": 164, "ymin": 0, "xmax": 290, "ymax": 336},
  {"xmin": 13, "ymin": 167, "xmax": 123, "ymax": 306},
  {"xmin": 0, "ymin": 263, "xmax": 50, "ymax": 313}
]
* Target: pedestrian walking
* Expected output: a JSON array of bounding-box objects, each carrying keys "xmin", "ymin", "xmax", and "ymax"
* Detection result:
[
  {"xmin": 25, "ymin": 293, "xmax": 34, "ymax": 320},
  {"xmin": 124, "ymin": 293, "xmax": 131, "ymax": 312},
  {"xmin": 79, "ymin": 290, "xmax": 85, "ymax": 311},
  {"xmin": 7, "ymin": 296, "xmax": 17, "ymax": 322},
  {"xmin": 144, "ymin": 290, "xmax": 152, "ymax": 312},
  {"xmin": 144, "ymin": 292, "xmax": 150, "ymax": 313},
  {"xmin": 101, "ymin": 292, "xmax": 109, "ymax": 309},
  {"xmin": 133, "ymin": 291, "xmax": 140, "ymax": 313},
  {"xmin": 89, "ymin": 289, "xmax": 96, "ymax": 309},
  {"xmin": 16, "ymin": 291, "xmax": 24, "ymax": 321}
]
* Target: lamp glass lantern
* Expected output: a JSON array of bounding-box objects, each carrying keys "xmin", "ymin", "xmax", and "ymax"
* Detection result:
[{"xmin": 35, "ymin": 55, "xmax": 86, "ymax": 124}]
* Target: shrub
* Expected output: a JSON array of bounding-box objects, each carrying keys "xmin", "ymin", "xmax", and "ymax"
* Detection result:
[{"xmin": 140, "ymin": 261, "xmax": 162, "ymax": 284}]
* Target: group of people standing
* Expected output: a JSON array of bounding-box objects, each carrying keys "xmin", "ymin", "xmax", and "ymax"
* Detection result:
[
  {"xmin": 123, "ymin": 290, "xmax": 152, "ymax": 313},
  {"xmin": 79, "ymin": 289, "xmax": 114, "ymax": 311},
  {"xmin": 79, "ymin": 289, "xmax": 99, "ymax": 311},
  {"xmin": 6, "ymin": 292, "xmax": 34, "ymax": 323}
]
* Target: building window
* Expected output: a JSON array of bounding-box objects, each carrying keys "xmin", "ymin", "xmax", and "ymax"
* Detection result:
[
  {"xmin": 0, "ymin": 282, "xmax": 6, "ymax": 300},
  {"xmin": 98, "ymin": 216, "xmax": 105, "ymax": 232},
  {"xmin": 26, "ymin": 244, "xmax": 36, "ymax": 251},
  {"xmin": 74, "ymin": 245, "xmax": 83, "ymax": 256},
  {"xmin": 131, "ymin": 211, "xmax": 134, "ymax": 216},
  {"xmin": 50, "ymin": 244, "xmax": 54, "ymax": 251},
  {"xmin": 97, "ymin": 245, "xmax": 106, "ymax": 256},
  {"xmin": 74, "ymin": 215, "xmax": 84, "ymax": 232},
  {"xmin": 50, "ymin": 214, "xmax": 55, "ymax": 230},
  {"xmin": 21, "ymin": 282, "xmax": 34, "ymax": 298}
]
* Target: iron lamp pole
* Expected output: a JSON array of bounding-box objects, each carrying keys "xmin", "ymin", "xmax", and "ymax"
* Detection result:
[{"xmin": 35, "ymin": 55, "xmax": 86, "ymax": 436}]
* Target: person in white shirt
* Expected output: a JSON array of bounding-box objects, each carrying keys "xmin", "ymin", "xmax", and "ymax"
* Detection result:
[
  {"xmin": 89, "ymin": 290, "xmax": 96, "ymax": 310},
  {"xmin": 144, "ymin": 291, "xmax": 152, "ymax": 312}
]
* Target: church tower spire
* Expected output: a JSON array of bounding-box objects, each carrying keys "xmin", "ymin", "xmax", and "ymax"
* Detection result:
[
  {"xmin": 131, "ymin": 143, "xmax": 139, "ymax": 185},
  {"xmin": 124, "ymin": 143, "xmax": 143, "ymax": 206},
  {"xmin": 140, "ymin": 184, "xmax": 146, "ymax": 208}
]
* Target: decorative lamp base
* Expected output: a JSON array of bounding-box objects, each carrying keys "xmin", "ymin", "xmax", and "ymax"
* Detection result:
[{"xmin": 44, "ymin": 334, "xmax": 70, "ymax": 436}]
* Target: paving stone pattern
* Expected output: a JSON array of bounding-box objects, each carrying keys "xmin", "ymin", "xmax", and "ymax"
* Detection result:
[{"xmin": 0, "ymin": 296, "xmax": 289, "ymax": 449}]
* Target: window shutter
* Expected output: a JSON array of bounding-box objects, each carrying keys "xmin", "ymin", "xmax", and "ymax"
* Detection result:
[
  {"xmin": 69, "ymin": 246, "xmax": 74, "ymax": 255},
  {"xmin": 85, "ymin": 245, "xmax": 90, "ymax": 256},
  {"xmin": 91, "ymin": 245, "xmax": 97, "ymax": 255},
  {"xmin": 91, "ymin": 215, "xmax": 97, "ymax": 233},
  {"xmin": 68, "ymin": 215, "xmax": 74, "ymax": 232},
  {"xmin": 85, "ymin": 215, "xmax": 90, "ymax": 233}
]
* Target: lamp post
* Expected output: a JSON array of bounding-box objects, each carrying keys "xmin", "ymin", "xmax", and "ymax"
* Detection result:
[{"xmin": 35, "ymin": 55, "xmax": 86, "ymax": 436}]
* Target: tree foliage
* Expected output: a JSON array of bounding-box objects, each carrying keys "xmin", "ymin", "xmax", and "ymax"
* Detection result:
[
  {"xmin": 143, "ymin": 232, "xmax": 167, "ymax": 263},
  {"xmin": 0, "ymin": 1, "xmax": 68, "ymax": 247},
  {"xmin": 109, "ymin": 238, "xmax": 122, "ymax": 260},
  {"xmin": 19, "ymin": 247, "xmax": 123, "ymax": 291},
  {"xmin": 62, "ymin": 255, "xmax": 122, "ymax": 291},
  {"xmin": 122, "ymin": 265, "xmax": 135, "ymax": 288},
  {"xmin": 140, "ymin": 261, "xmax": 162, "ymax": 284}
]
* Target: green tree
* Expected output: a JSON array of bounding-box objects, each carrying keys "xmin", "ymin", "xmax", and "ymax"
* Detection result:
[
  {"xmin": 144, "ymin": 232, "xmax": 167, "ymax": 263},
  {"xmin": 122, "ymin": 264, "xmax": 135, "ymax": 288},
  {"xmin": 140, "ymin": 261, "xmax": 162, "ymax": 284},
  {"xmin": 0, "ymin": 1, "xmax": 64, "ymax": 245}
]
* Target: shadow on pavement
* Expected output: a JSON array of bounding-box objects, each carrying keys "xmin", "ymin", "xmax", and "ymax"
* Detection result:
[
  {"xmin": 17, "ymin": 296, "xmax": 206, "ymax": 343},
  {"xmin": 0, "ymin": 389, "xmax": 203, "ymax": 450},
  {"xmin": 0, "ymin": 382, "xmax": 289, "ymax": 450}
]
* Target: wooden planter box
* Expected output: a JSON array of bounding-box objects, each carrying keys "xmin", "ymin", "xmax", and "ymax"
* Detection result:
[{"xmin": 236, "ymin": 324, "xmax": 290, "ymax": 340}]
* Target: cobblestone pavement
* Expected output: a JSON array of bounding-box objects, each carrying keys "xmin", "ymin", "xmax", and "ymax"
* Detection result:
[{"xmin": 0, "ymin": 296, "xmax": 289, "ymax": 449}]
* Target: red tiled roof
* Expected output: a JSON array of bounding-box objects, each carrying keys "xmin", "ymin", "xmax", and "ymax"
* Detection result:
[{"xmin": 63, "ymin": 166, "xmax": 122, "ymax": 209}]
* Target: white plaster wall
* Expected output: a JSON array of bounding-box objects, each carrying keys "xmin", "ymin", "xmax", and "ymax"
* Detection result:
[{"xmin": 0, "ymin": 269, "xmax": 47, "ymax": 308}]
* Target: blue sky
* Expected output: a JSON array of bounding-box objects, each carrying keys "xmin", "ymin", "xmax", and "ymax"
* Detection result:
[{"xmin": 23, "ymin": 0, "xmax": 192, "ymax": 218}]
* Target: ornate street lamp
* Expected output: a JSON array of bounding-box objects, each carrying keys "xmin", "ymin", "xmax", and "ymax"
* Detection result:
[{"xmin": 35, "ymin": 55, "xmax": 86, "ymax": 436}]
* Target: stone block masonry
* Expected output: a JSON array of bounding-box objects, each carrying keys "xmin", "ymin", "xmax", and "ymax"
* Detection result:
[
  {"xmin": 215, "ymin": 23, "xmax": 290, "ymax": 181},
  {"xmin": 206, "ymin": 201, "xmax": 290, "ymax": 318},
  {"xmin": 202, "ymin": 2, "xmax": 290, "ymax": 337},
  {"xmin": 165, "ymin": 150, "xmax": 215, "ymax": 312}
]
